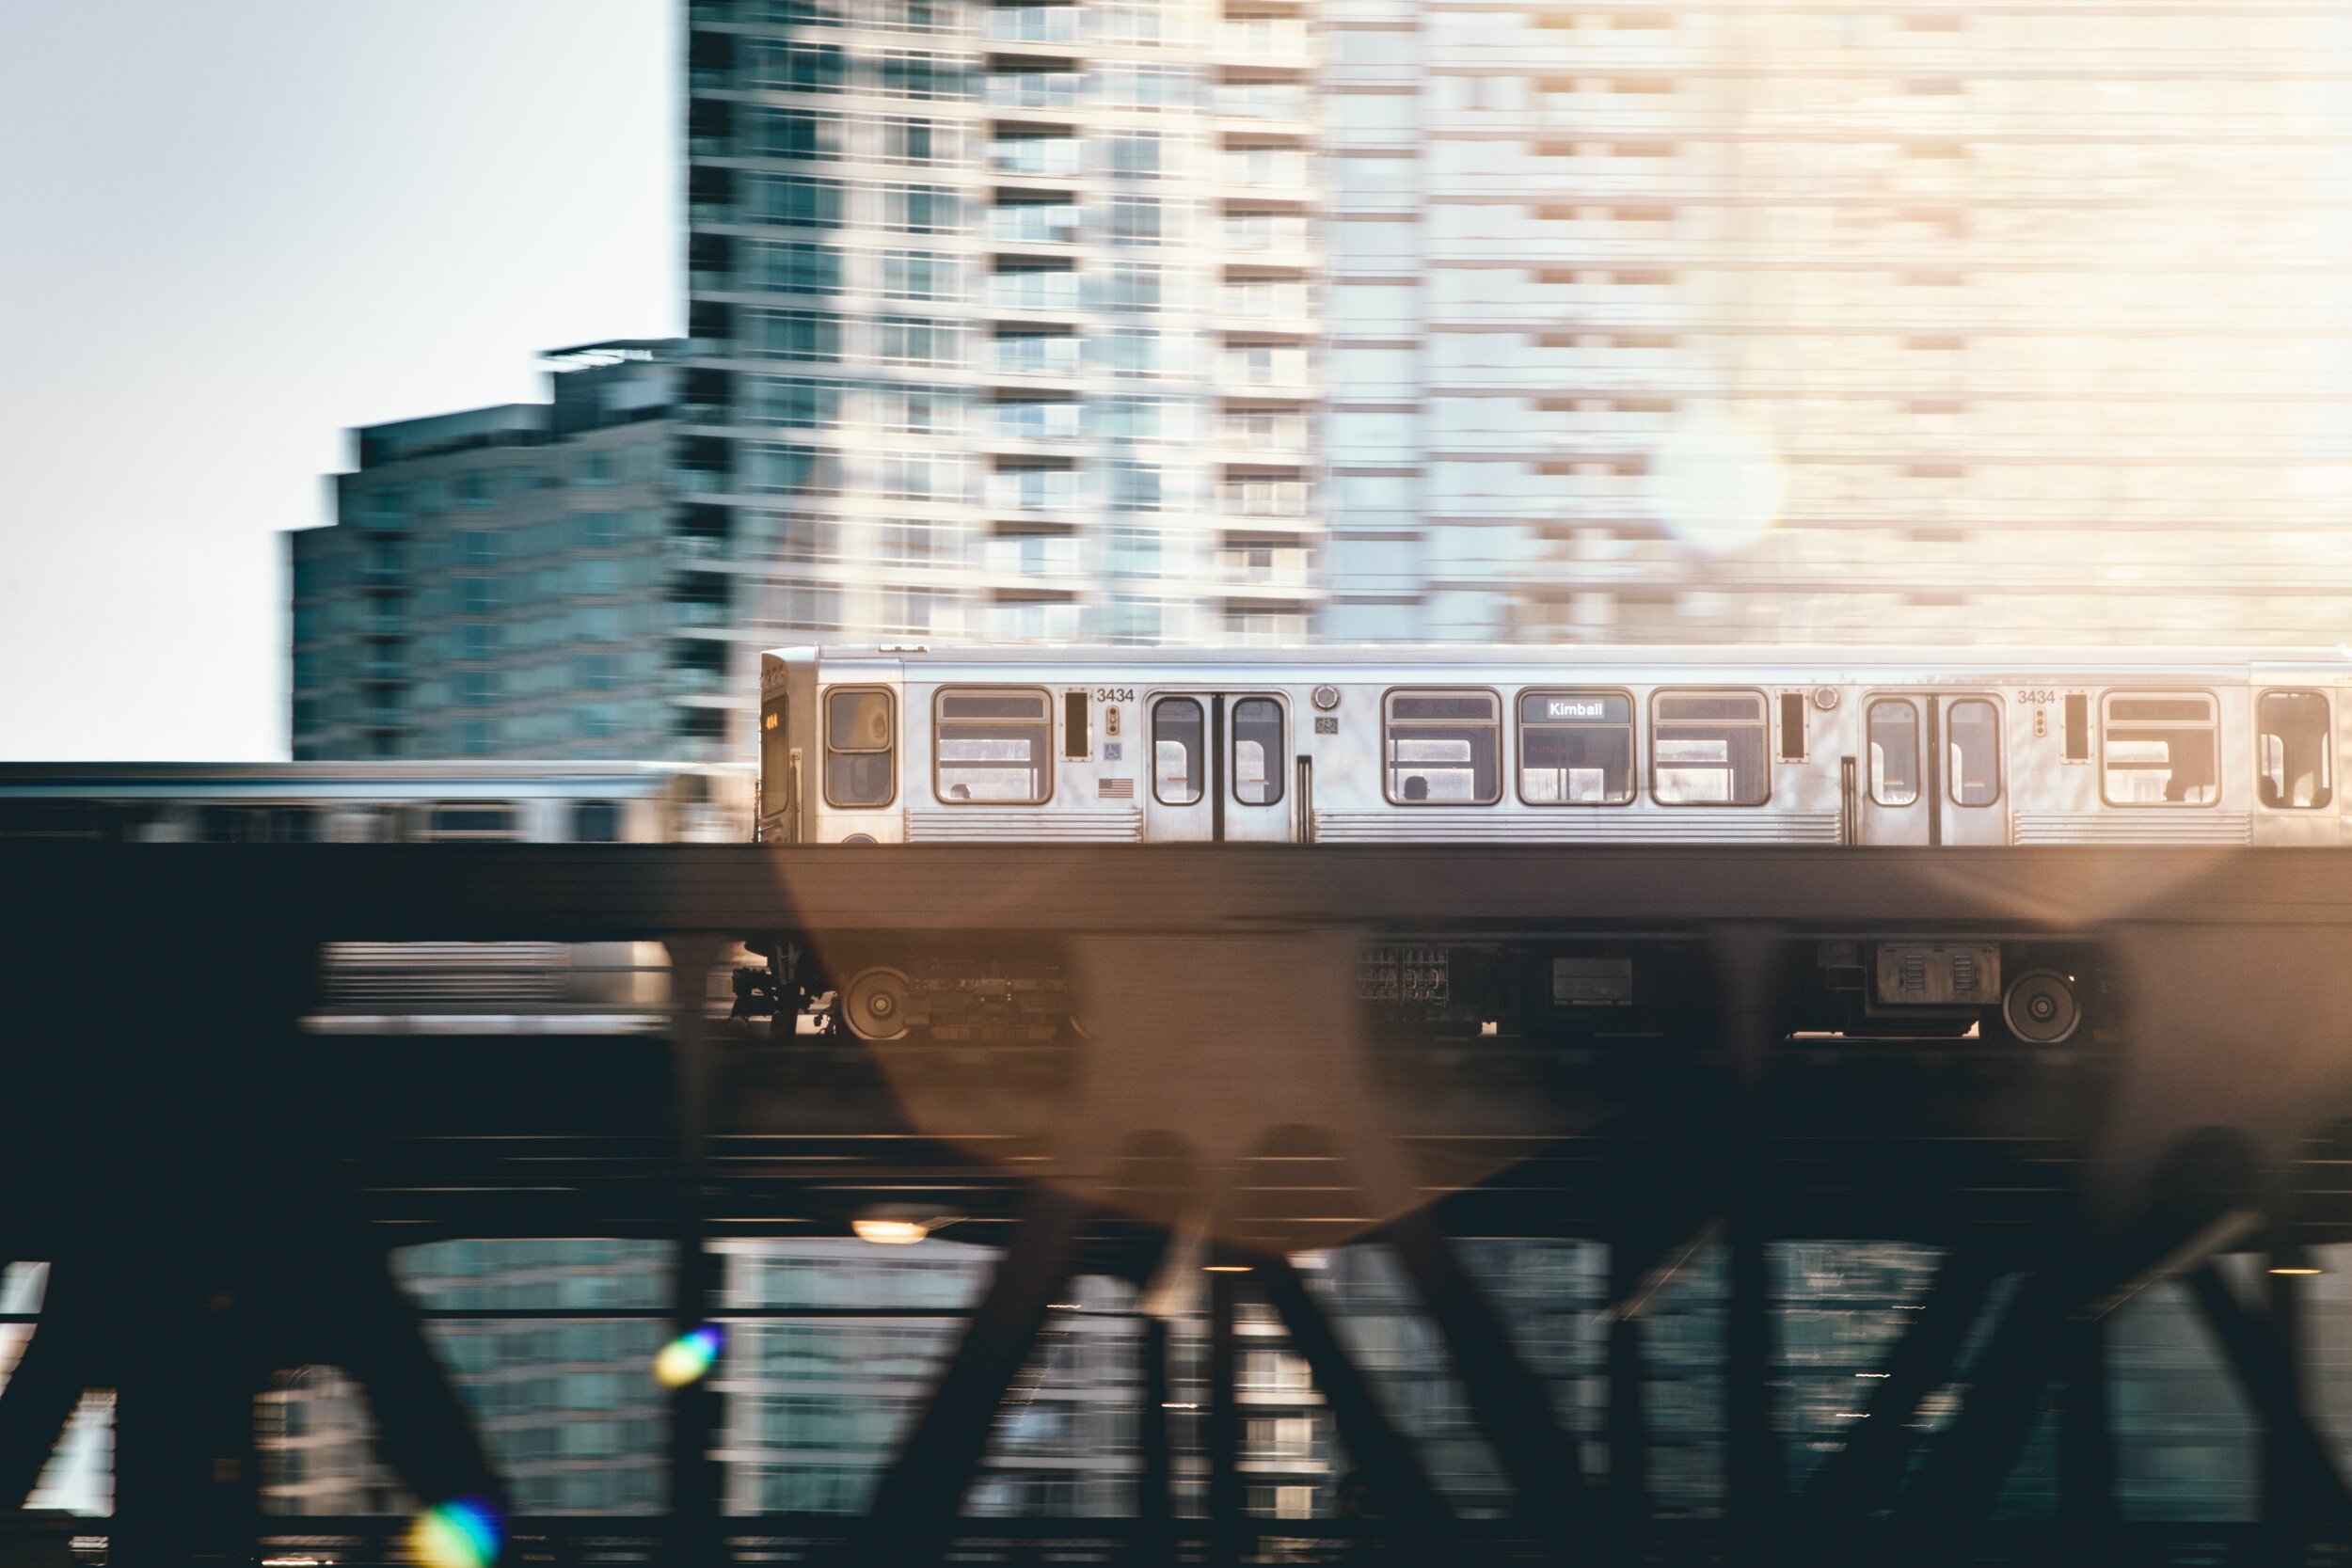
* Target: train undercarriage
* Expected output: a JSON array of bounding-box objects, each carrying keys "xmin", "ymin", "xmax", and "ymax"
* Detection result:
[{"xmin": 731, "ymin": 935, "xmax": 2113, "ymax": 1052}]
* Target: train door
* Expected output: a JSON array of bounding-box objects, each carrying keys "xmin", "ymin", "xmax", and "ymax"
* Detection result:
[
  {"xmin": 1858, "ymin": 693, "xmax": 2008, "ymax": 846},
  {"xmin": 1143, "ymin": 691, "xmax": 1294, "ymax": 843}
]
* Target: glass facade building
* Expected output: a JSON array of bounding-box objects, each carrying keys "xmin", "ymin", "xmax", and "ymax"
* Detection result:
[{"xmin": 288, "ymin": 344, "xmax": 733, "ymax": 763}]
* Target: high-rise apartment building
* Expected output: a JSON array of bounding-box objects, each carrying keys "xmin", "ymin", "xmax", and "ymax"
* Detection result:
[
  {"xmin": 686, "ymin": 0, "xmax": 2352, "ymax": 657},
  {"xmin": 1318, "ymin": 2, "xmax": 2352, "ymax": 641},
  {"xmin": 290, "ymin": 342, "xmax": 738, "ymax": 763},
  {"xmin": 679, "ymin": 0, "xmax": 1327, "ymax": 689}
]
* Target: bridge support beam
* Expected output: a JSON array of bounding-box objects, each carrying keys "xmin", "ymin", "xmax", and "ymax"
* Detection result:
[
  {"xmin": 1207, "ymin": 1252, "xmax": 1243, "ymax": 1568},
  {"xmin": 2056, "ymin": 1314, "xmax": 2116, "ymax": 1533},
  {"xmin": 665, "ymin": 938, "xmax": 727, "ymax": 1565},
  {"xmin": 1800, "ymin": 1248, "xmax": 1997, "ymax": 1524},
  {"xmin": 861, "ymin": 1183, "xmax": 1091, "ymax": 1563},
  {"xmin": 2184, "ymin": 1262, "xmax": 2352, "ymax": 1521},
  {"xmin": 1252, "ymin": 1253, "xmax": 1454, "ymax": 1544},
  {"xmin": 1384, "ymin": 1207, "xmax": 1588, "ymax": 1546}
]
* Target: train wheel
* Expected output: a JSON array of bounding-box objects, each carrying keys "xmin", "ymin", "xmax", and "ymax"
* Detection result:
[
  {"xmin": 2001, "ymin": 971, "xmax": 2081, "ymax": 1044},
  {"xmin": 843, "ymin": 968, "xmax": 913, "ymax": 1041}
]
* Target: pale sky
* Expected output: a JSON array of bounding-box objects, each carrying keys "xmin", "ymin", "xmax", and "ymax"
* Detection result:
[{"xmin": 0, "ymin": 2, "xmax": 679, "ymax": 759}]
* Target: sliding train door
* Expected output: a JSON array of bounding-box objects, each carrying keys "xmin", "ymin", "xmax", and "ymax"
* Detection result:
[
  {"xmin": 1142, "ymin": 691, "xmax": 1293, "ymax": 843},
  {"xmin": 1858, "ymin": 693, "xmax": 2008, "ymax": 846}
]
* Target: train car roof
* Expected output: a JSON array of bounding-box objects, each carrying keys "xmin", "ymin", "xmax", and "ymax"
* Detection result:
[
  {"xmin": 0, "ymin": 760, "xmax": 745, "ymax": 800},
  {"xmin": 772, "ymin": 643, "xmax": 2352, "ymax": 680}
]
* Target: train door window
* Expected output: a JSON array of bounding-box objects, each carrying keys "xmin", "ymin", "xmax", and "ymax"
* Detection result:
[
  {"xmin": 1947, "ymin": 699, "xmax": 2001, "ymax": 806},
  {"xmin": 1231, "ymin": 697, "xmax": 1284, "ymax": 805},
  {"xmin": 1064, "ymin": 691, "xmax": 1090, "ymax": 761},
  {"xmin": 1651, "ymin": 689, "xmax": 1771, "ymax": 805},
  {"xmin": 1867, "ymin": 700, "xmax": 1920, "ymax": 806},
  {"xmin": 1152, "ymin": 697, "xmax": 1204, "ymax": 804},
  {"xmin": 2101, "ymin": 692, "xmax": 2218, "ymax": 805},
  {"xmin": 761, "ymin": 693, "xmax": 790, "ymax": 799},
  {"xmin": 1518, "ymin": 690, "xmax": 1634, "ymax": 804},
  {"xmin": 572, "ymin": 800, "xmax": 624, "ymax": 842},
  {"xmin": 826, "ymin": 688, "xmax": 898, "ymax": 808},
  {"xmin": 426, "ymin": 803, "xmax": 520, "ymax": 840},
  {"xmin": 935, "ymin": 689, "xmax": 1052, "ymax": 803},
  {"xmin": 2257, "ymin": 690, "xmax": 2331, "ymax": 809},
  {"xmin": 1385, "ymin": 690, "xmax": 1502, "ymax": 804}
]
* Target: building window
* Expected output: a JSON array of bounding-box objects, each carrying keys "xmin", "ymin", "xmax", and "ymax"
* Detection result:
[
  {"xmin": 461, "ymin": 531, "xmax": 496, "ymax": 566},
  {"xmin": 748, "ymin": 377, "xmax": 848, "ymax": 428},
  {"xmin": 742, "ymin": 443, "xmax": 844, "ymax": 497},
  {"xmin": 749, "ymin": 240, "xmax": 842, "ymax": 294},
  {"xmin": 882, "ymin": 250, "xmax": 961, "ymax": 300},
  {"xmin": 882, "ymin": 182, "xmax": 959, "ymax": 233},
  {"xmin": 935, "ymin": 689, "xmax": 1053, "ymax": 803},
  {"xmin": 2103, "ymin": 692, "xmax": 2219, "ymax": 806},
  {"xmin": 460, "ymin": 578, "xmax": 500, "ymax": 614},
  {"xmin": 748, "ymin": 309, "xmax": 843, "ymax": 361},
  {"xmin": 1651, "ymin": 689, "xmax": 1770, "ymax": 806},
  {"xmin": 881, "ymin": 116, "xmax": 955, "ymax": 163},
  {"xmin": 877, "ymin": 50, "xmax": 969, "ymax": 99},
  {"xmin": 746, "ymin": 174, "xmax": 845, "ymax": 228},
  {"xmin": 825, "ymin": 688, "xmax": 897, "ymax": 808},
  {"xmin": 1384, "ymin": 689, "xmax": 1501, "ymax": 804},
  {"xmin": 748, "ymin": 40, "xmax": 847, "ymax": 91},
  {"xmin": 1867, "ymin": 700, "xmax": 1919, "ymax": 806},
  {"xmin": 875, "ymin": 316, "xmax": 961, "ymax": 366},
  {"xmin": 458, "ymin": 672, "xmax": 498, "ymax": 707},
  {"xmin": 751, "ymin": 108, "xmax": 845, "ymax": 159},
  {"xmin": 1518, "ymin": 690, "xmax": 1634, "ymax": 804},
  {"xmin": 460, "ymin": 623, "xmax": 499, "ymax": 660},
  {"xmin": 2259, "ymin": 690, "xmax": 2332, "ymax": 809},
  {"xmin": 1152, "ymin": 696, "xmax": 1204, "ymax": 804}
]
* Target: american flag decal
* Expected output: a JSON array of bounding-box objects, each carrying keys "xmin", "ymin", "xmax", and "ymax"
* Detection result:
[{"xmin": 1098, "ymin": 778, "xmax": 1136, "ymax": 800}]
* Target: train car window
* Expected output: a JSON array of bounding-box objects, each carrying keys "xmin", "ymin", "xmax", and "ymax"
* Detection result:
[
  {"xmin": 1652, "ymin": 690, "xmax": 1771, "ymax": 805},
  {"xmin": 1064, "ymin": 691, "xmax": 1090, "ymax": 760},
  {"xmin": 1385, "ymin": 690, "xmax": 1502, "ymax": 804},
  {"xmin": 425, "ymin": 803, "xmax": 520, "ymax": 840},
  {"xmin": 1518, "ymin": 690, "xmax": 1634, "ymax": 804},
  {"xmin": 2062, "ymin": 694, "xmax": 2090, "ymax": 762},
  {"xmin": 2101, "ymin": 693, "xmax": 2218, "ymax": 805},
  {"xmin": 198, "ymin": 805, "xmax": 320, "ymax": 843},
  {"xmin": 936, "ymin": 689, "xmax": 1052, "ymax": 804},
  {"xmin": 1232, "ymin": 697, "xmax": 1285, "ymax": 805},
  {"xmin": 1867, "ymin": 701, "xmax": 1920, "ymax": 806},
  {"xmin": 826, "ymin": 688, "xmax": 898, "ymax": 808},
  {"xmin": 2258, "ymin": 690, "xmax": 2332, "ymax": 809},
  {"xmin": 572, "ymin": 800, "xmax": 624, "ymax": 842},
  {"xmin": 1153, "ymin": 697, "xmax": 1204, "ymax": 805},
  {"xmin": 1947, "ymin": 699, "xmax": 2002, "ymax": 806}
]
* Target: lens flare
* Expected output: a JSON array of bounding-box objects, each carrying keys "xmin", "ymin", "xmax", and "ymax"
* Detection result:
[
  {"xmin": 654, "ymin": 1323, "xmax": 724, "ymax": 1388},
  {"xmin": 406, "ymin": 1497, "xmax": 501, "ymax": 1568},
  {"xmin": 1645, "ymin": 403, "xmax": 1787, "ymax": 556}
]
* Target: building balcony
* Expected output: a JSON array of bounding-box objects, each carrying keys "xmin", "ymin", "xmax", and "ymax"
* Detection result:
[
  {"xmin": 984, "ymin": 6, "xmax": 1081, "ymax": 44},
  {"xmin": 992, "ymin": 336, "xmax": 1084, "ymax": 377},
  {"xmin": 989, "ymin": 136, "xmax": 1082, "ymax": 178},
  {"xmin": 1213, "ymin": 544, "xmax": 1315, "ymax": 588},
  {"xmin": 985, "ymin": 203, "xmax": 1082, "ymax": 245},
  {"xmin": 986, "ymin": 71, "xmax": 1084, "ymax": 111}
]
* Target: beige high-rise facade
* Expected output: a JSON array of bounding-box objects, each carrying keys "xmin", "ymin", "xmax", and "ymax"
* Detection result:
[{"xmin": 1321, "ymin": 1, "xmax": 2352, "ymax": 642}]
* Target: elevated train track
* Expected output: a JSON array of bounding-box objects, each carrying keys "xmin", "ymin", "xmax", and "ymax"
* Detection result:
[{"xmin": 7, "ymin": 843, "xmax": 2352, "ymax": 1563}]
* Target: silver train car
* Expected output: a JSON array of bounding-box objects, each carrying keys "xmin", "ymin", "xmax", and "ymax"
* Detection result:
[
  {"xmin": 758, "ymin": 644, "xmax": 2344, "ymax": 847},
  {"xmin": 0, "ymin": 760, "xmax": 754, "ymax": 846},
  {"xmin": 748, "ymin": 644, "xmax": 2348, "ymax": 1044},
  {"xmin": 0, "ymin": 762, "xmax": 756, "ymax": 1031}
]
